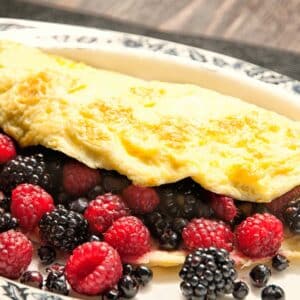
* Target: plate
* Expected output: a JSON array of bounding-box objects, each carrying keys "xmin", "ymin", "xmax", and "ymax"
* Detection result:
[{"xmin": 0, "ymin": 18, "xmax": 299, "ymax": 300}]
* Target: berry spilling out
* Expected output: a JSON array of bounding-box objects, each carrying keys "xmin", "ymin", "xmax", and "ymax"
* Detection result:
[
  {"xmin": 11, "ymin": 183, "xmax": 54, "ymax": 231},
  {"xmin": 37, "ymin": 245, "xmax": 56, "ymax": 265},
  {"xmin": 0, "ymin": 211, "xmax": 18, "ymax": 233},
  {"xmin": 45, "ymin": 271, "xmax": 69, "ymax": 295},
  {"xmin": 283, "ymin": 198, "xmax": 300, "ymax": 233},
  {"xmin": 182, "ymin": 218, "xmax": 234, "ymax": 252},
  {"xmin": 39, "ymin": 205, "xmax": 89, "ymax": 251},
  {"xmin": 0, "ymin": 230, "xmax": 33, "ymax": 279},
  {"xmin": 0, "ymin": 153, "xmax": 52, "ymax": 193},
  {"xmin": 261, "ymin": 284, "xmax": 285, "ymax": 300},
  {"xmin": 210, "ymin": 193, "xmax": 237, "ymax": 222},
  {"xmin": 233, "ymin": 281, "xmax": 249, "ymax": 299},
  {"xmin": 249, "ymin": 264, "xmax": 271, "ymax": 288},
  {"xmin": 20, "ymin": 271, "xmax": 43, "ymax": 289},
  {"xmin": 84, "ymin": 193, "xmax": 129, "ymax": 234},
  {"xmin": 104, "ymin": 216, "xmax": 151, "ymax": 260},
  {"xmin": 179, "ymin": 247, "xmax": 237, "ymax": 299},
  {"xmin": 272, "ymin": 254, "xmax": 289, "ymax": 271},
  {"xmin": 65, "ymin": 241, "xmax": 122, "ymax": 295},
  {"xmin": 0, "ymin": 133, "xmax": 16, "ymax": 164},
  {"xmin": 235, "ymin": 213, "xmax": 283, "ymax": 258}
]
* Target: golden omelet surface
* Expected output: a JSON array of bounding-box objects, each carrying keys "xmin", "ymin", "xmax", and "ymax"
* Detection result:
[{"xmin": 0, "ymin": 41, "xmax": 300, "ymax": 203}]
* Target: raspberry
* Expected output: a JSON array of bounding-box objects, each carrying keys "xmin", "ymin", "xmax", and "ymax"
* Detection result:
[
  {"xmin": 11, "ymin": 184, "xmax": 54, "ymax": 231},
  {"xmin": 63, "ymin": 160, "xmax": 101, "ymax": 196},
  {"xmin": 65, "ymin": 241, "xmax": 122, "ymax": 295},
  {"xmin": 0, "ymin": 230, "xmax": 33, "ymax": 279},
  {"xmin": 122, "ymin": 185, "xmax": 159, "ymax": 214},
  {"xmin": 235, "ymin": 213, "xmax": 283, "ymax": 258},
  {"xmin": 0, "ymin": 134, "xmax": 16, "ymax": 164},
  {"xmin": 182, "ymin": 218, "xmax": 234, "ymax": 252},
  {"xmin": 104, "ymin": 216, "xmax": 151, "ymax": 259},
  {"xmin": 210, "ymin": 193, "xmax": 237, "ymax": 222},
  {"xmin": 84, "ymin": 193, "xmax": 129, "ymax": 233}
]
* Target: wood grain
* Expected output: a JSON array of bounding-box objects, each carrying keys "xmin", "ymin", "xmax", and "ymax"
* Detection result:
[{"xmin": 24, "ymin": 0, "xmax": 300, "ymax": 53}]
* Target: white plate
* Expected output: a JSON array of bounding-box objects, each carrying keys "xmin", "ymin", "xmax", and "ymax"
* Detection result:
[{"xmin": 0, "ymin": 18, "xmax": 299, "ymax": 300}]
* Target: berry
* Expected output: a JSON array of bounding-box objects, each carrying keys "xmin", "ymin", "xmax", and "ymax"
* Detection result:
[
  {"xmin": 11, "ymin": 184, "xmax": 54, "ymax": 231},
  {"xmin": 39, "ymin": 205, "xmax": 89, "ymax": 251},
  {"xmin": 261, "ymin": 284, "xmax": 285, "ymax": 300},
  {"xmin": 179, "ymin": 247, "xmax": 237, "ymax": 299},
  {"xmin": 0, "ymin": 153, "xmax": 51, "ymax": 193},
  {"xmin": 0, "ymin": 211, "xmax": 18, "ymax": 232},
  {"xmin": 182, "ymin": 218, "xmax": 234, "ymax": 252},
  {"xmin": 20, "ymin": 271, "xmax": 43, "ymax": 289},
  {"xmin": 235, "ymin": 213, "xmax": 283, "ymax": 258},
  {"xmin": 69, "ymin": 197, "xmax": 90, "ymax": 214},
  {"xmin": 88, "ymin": 234, "xmax": 102, "ymax": 242},
  {"xmin": 272, "ymin": 254, "xmax": 289, "ymax": 271},
  {"xmin": 84, "ymin": 193, "xmax": 129, "ymax": 234},
  {"xmin": 122, "ymin": 185, "xmax": 159, "ymax": 214},
  {"xmin": 249, "ymin": 264, "xmax": 271, "ymax": 287},
  {"xmin": 46, "ymin": 263, "xmax": 65, "ymax": 276},
  {"xmin": 134, "ymin": 265, "xmax": 153, "ymax": 286},
  {"xmin": 0, "ymin": 195, "xmax": 11, "ymax": 212},
  {"xmin": 87, "ymin": 185, "xmax": 105, "ymax": 200},
  {"xmin": 65, "ymin": 241, "xmax": 122, "ymax": 295},
  {"xmin": 104, "ymin": 216, "xmax": 151, "ymax": 259},
  {"xmin": 0, "ymin": 230, "xmax": 33, "ymax": 279},
  {"xmin": 63, "ymin": 160, "xmax": 101, "ymax": 196},
  {"xmin": 210, "ymin": 193, "xmax": 237, "ymax": 222},
  {"xmin": 102, "ymin": 171, "xmax": 130, "ymax": 194},
  {"xmin": 0, "ymin": 133, "xmax": 16, "ymax": 164},
  {"xmin": 118, "ymin": 275, "xmax": 139, "ymax": 299},
  {"xmin": 45, "ymin": 271, "xmax": 69, "ymax": 295},
  {"xmin": 158, "ymin": 228, "xmax": 180, "ymax": 250},
  {"xmin": 123, "ymin": 263, "xmax": 134, "ymax": 276},
  {"xmin": 233, "ymin": 281, "xmax": 249, "ymax": 299},
  {"xmin": 37, "ymin": 245, "xmax": 56, "ymax": 265},
  {"xmin": 103, "ymin": 288, "xmax": 120, "ymax": 300},
  {"xmin": 172, "ymin": 217, "xmax": 189, "ymax": 234},
  {"xmin": 283, "ymin": 198, "xmax": 300, "ymax": 233}
]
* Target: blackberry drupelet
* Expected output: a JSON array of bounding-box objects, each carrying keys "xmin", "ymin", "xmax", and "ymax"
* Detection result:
[
  {"xmin": 233, "ymin": 281, "xmax": 249, "ymax": 299},
  {"xmin": 272, "ymin": 254, "xmax": 289, "ymax": 271},
  {"xmin": 261, "ymin": 284, "xmax": 285, "ymax": 300},
  {"xmin": 38, "ymin": 245, "xmax": 56, "ymax": 265},
  {"xmin": 283, "ymin": 198, "xmax": 300, "ymax": 233},
  {"xmin": 134, "ymin": 265, "xmax": 153, "ymax": 286},
  {"xmin": 249, "ymin": 264, "xmax": 271, "ymax": 288},
  {"xmin": 102, "ymin": 288, "xmax": 120, "ymax": 300},
  {"xmin": 0, "ymin": 153, "xmax": 51, "ymax": 193},
  {"xmin": 39, "ymin": 205, "xmax": 89, "ymax": 252},
  {"xmin": 68, "ymin": 197, "xmax": 90, "ymax": 213},
  {"xmin": 179, "ymin": 247, "xmax": 237, "ymax": 299},
  {"xmin": 0, "ymin": 211, "xmax": 18, "ymax": 233},
  {"xmin": 118, "ymin": 275, "xmax": 139, "ymax": 299},
  {"xmin": 45, "ymin": 271, "xmax": 69, "ymax": 295},
  {"xmin": 0, "ymin": 196, "xmax": 11, "ymax": 212}
]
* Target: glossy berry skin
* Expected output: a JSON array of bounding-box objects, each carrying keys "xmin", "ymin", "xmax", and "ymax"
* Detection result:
[
  {"xmin": 235, "ymin": 213, "xmax": 283, "ymax": 258},
  {"xmin": 283, "ymin": 198, "xmax": 300, "ymax": 233},
  {"xmin": 102, "ymin": 288, "xmax": 120, "ymax": 300},
  {"xmin": 249, "ymin": 264, "xmax": 271, "ymax": 288},
  {"xmin": 272, "ymin": 254, "xmax": 289, "ymax": 271},
  {"xmin": 37, "ymin": 245, "xmax": 56, "ymax": 265},
  {"xmin": 69, "ymin": 197, "xmax": 90, "ymax": 214},
  {"xmin": 210, "ymin": 193, "xmax": 237, "ymax": 222},
  {"xmin": 182, "ymin": 218, "xmax": 234, "ymax": 252},
  {"xmin": 261, "ymin": 284, "xmax": 285, "ymax": 300},
  {"xmin": 122, "ymin": 185, "xmax": 159, "ymax": 214},
  {"xmin": 65, "ymin": 242, "xmax": 122, "ymax": 295},
  {"xmin": 134, "ymin": 265, "xmax": 153, "ymax": 286},
  {"xmin": 84, "ymin": 193, "xmax": 129, "ymax": 234},
  {"xmin": 45, "ymin": 272, "xmax": 69, "ymax": 295},
  {"xmin": 233, "ymin": 281, "xmax": 249, "ymax": 299},
  {"xmin": 0, "ymin": 133, "xmax": 16, "ymax": 164},
  {"xmin": 158, "ymin": 228, "xmax": 180, "ymax": 250},
  {"xmin": 0, "ymin": 211, "xmax": 18, "ymax": 233},
  {"xmin": 104, "ymin": 216, "xmax": 151, "ymax": 259},
  {"xmin": 63, "ymin": 160, "xmax": 101, "ymax": 196},
  {"xmin": 11, "ymin": 184, "xmax": 54, "ymax": 231},
  {"xmin": 0, "ymin": 230, "xmax": 33, "ymax": 279},
  {"xmin": 20, "ymin": 271, "xmax": 43, "ymax": 289},
  {"xmin": 118, "ymin": 275, "xmax": 139, "ymax": 299}
]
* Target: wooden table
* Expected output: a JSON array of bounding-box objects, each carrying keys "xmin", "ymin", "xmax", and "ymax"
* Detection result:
[{"xmin": 24, "ymin": 0, "xmax": 300, "ymax": 54}]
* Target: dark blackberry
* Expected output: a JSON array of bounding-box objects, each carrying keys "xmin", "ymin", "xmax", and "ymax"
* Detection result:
[
  {"xmin": 172, "ymin": 217, "xmax": 189, "ymax": 234},
  {"xmin": 0, "ymin": 195, "xmax": 11, "ymax": 212},
  {"xmin": 118, "ymin": 275, "xmax": 139, "ymax": 299},
  {"xmin": 39, "ymin": 205, "xmax": 89, "ymax": 251},
  {"xmin": 102, "ymin": 171, "xmax": 131, "ymax": 194},
  {"xmin": 249, "ymin": 264, "xmax": 271, "ymax": 288},
  {"xmin": 37, "ymin": 245, "xmax": 56, "ymax": 265},
  {"xmin": 68, "ymin": 197, "xmax": 89, "ymax": 213},
  {"xmin": 158, "ymin": 228, "xmax": 180, "ymax": 250},
  {"xmin": 0, "ymin": 211, "xmax": 18, "ymax": 232},
  {"xmin": 272, "ymin": 254, "xmax": 289, "ymax": 271},
  {"xmin": 179, "ymin": 247, "xmax": 237, "ymax": 299},
  {"xmin": 233, "ymin": 281, "xmax": 249, "ymax": 299},
  {"xmin": 20, "ymin": 271, "xmax": 43, "ymax": 289},
  {"xmin": 45, "ymin": 271, "xmax": 69, "ymax": 295},
  {"xmin": 261, "ymin": 284, "xmax": 285, "ymax": 300},
  {"xmin": 0, "ymin": 153, "xmax": 51, "ymax": 193},
  {"xmin": 283, "ymin": 198, "xmax": 300, "ymax": 233}
]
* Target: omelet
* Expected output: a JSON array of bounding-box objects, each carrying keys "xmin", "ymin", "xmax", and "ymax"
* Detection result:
[{"xmin": 0, "ymin": 41, "xmax": 300, "ymax": 267}]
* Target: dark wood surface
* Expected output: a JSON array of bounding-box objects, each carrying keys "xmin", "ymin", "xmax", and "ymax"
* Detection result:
[{"xmin": 25, "ymin": 0, "xmax": 300, "ymax": 53}]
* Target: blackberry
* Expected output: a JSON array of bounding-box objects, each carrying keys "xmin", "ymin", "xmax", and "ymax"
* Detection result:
[
  {"xmin": 0, "ymin": 153, "xmax": 51, "ymax": 193},
  {"xmin": 20, "ymin": 271, "xmax": 43, "ymax": 289},
  {"xmin": 0, "ymin": 211, "xmax": 18, "ymax": 232},
  {"xmin": 46, "ymin": 263, "xmax": 65, "ymax": 276},
  {"xmin": 37, "ymin": 245, "xmax": 56, "ymax": 265},
  {"xmin": 249, "ymin": 264, "xmax": 271, "ymax": 288},
  {"xmin": 158, "ymin": 228, "xmax": 180, "ymax": 250},
  {"xmin": 0, "ymin": 196, "xmax": 11, "ymax": 212},
  {"xmin": 179, "ymin": 247, "xmax": 237, "ymax": 299},
  {"xmin": 45, "ymin": 271, "xmax": 69, "ymax": 295},
  {"xmin": 261, "ymin": 284, "xmax": 285, "ymax": 300},
  {"xmin": 68, "ymin": 197, "xmax": 89, "ymax": 213},
  {"xmin": 39, "ymin": 205, "xmax": 89, "ymax": 251},
  {"xmin": 283, "ymin": 198, "xmax": 300, "ymax": 233}
]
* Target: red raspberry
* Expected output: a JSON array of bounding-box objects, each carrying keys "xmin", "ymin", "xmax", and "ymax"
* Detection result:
[
  {"xmin": 65, "ymin": 241, "xmax": 122, "ymax": 295},
  {"xmin": 63, "ymin": 161, "xmax": 101, "ymax": 196},
  {"xmin": 84, "ymin": 193, "xmax": 129, "ymax": 233},
  {"xmin": 182, "ymin": 218, "xmax": 234, "ymax": 252},
  {"xmin": 104, "ymin": 216, "xmax": 151, "ymax": 259},
  {"xmin": 0, "ymin": 230, "xmax": 33, "ymax": 279},
  {"xmin": 0, "ymin": 133, "xmax": 16, "ymax": 164},
  {"xmin": 210, "ymin": 193, "xmax": 237, "ymax": 222},
  {"xmin": 122, "ymin": 185, "xmax": 159, "ymax": 214},
  {"xmin": 235, "ymin": 213, "xmax": 283, "ymax": 258},
  {"xmin": 11, "ymin": 184, "xmax": 55, "ymax": 231}
]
